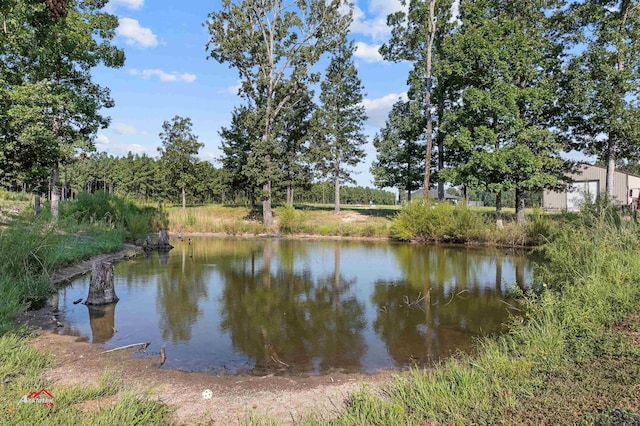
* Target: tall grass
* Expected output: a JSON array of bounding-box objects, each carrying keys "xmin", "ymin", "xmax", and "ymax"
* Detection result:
[
  {"xmin": 0, "ymin": 193, "xmax": 159, "ymax": 334},
  {"xmin": 167, "ymin": 205, "xmax": 267, "ymax": 234},
  {"xmin": 61, "ymin": 192, "xmax": 159, "ymax": 241},
  {"xmin": 0, "ymin": 333, "xmax": 173, "ymax": 425},
  {"xmin": 390, "ymin": 200, "xmax": 558, "ymax": 246}
]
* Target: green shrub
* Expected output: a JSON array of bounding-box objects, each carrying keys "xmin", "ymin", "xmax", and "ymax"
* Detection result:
[
  {"xmin": 61, "ymin": 192, "xmax": 159, "ymax": 240},
  {"xmin": 275, "ymin": 205, "xmax": 304, "ymax": 234},
  {"xmin": 0, "ymin": 190, "xmax": 31, "ymax": 202},
  {"xmin": 391, "ymin": 201, "xmax": 486, "ymax": 243}
]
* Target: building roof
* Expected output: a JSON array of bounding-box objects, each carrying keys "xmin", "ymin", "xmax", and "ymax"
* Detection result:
[{"xmin": 411, "ymin": 189, "xmax": 461, "ymax": 200}]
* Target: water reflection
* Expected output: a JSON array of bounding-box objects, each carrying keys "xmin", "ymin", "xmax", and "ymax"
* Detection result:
[
  {"xmin": 216, "ymin": 241, "xmax": 366, "ymax": 375},
  {"xmin": 58, "ymin": 238, "xmax": 536, "ymax": 375},
  {"xmin": 156, "ymin": 247, "xmax": 209, "ymax": 342},
  {"xmin": 87, "ymin": 303, "xmax": 117, "ymax": 344}
]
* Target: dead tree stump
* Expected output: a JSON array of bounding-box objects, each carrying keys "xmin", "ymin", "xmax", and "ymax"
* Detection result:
[
  {"xmin": 85, "ymin": 261, "xmax": 119, "ymax": 305},
  {"xmin": 158, "ymin": 230, "xmax": 170, "ymax": 247},
  {"xmin": 141, "ymin": 231, "xmax": 173, "ymax": 252}
]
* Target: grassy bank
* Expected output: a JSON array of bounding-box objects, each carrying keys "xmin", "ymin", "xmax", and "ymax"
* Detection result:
[
  {"xmin": 296, "ymin": 208, "xmax": 640, "ymax": 425},
  {"xmin": 166, "ymin": 202, "xmax": 557, "ymax": 245},
  {"xmin": 0, "ymin": 192, "xmax": 164, "ymax": 334},
  {"xmin": 0, "ymin": 193, "xmax": 174, "ymax": 424}
]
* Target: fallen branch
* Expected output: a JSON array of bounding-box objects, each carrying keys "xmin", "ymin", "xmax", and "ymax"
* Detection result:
[{"xmin": 101, "ymin": 342, "xmax": 149, "ymax": 354}]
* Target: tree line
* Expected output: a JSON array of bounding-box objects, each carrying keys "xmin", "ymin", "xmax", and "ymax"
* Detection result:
[
  {"xmin": 1, "ymin": 1, "xmax": 638, "ymax": 227},
  {"xmin": 370, "ymin": 0, "xmax": 640, "ymax": 226}
]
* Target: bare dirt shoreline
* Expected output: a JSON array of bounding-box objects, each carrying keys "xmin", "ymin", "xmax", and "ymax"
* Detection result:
[{"xmin": 19, "ymin": 243, "xmax": 396, "ymax": 424}]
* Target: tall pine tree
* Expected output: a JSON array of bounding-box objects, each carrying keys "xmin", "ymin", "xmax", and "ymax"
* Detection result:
[{"xmin": 312, "ymin": 39, "xmax": 367, "ymax": 214}]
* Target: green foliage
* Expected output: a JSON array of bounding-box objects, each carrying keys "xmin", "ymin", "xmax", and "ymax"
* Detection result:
[
  {"xmin": 371, "ymin": 100, "xmax": 425, "ymax": 195},
  {"xmin": 312, "ymin": 37, "xmax": 368, "ymax": 214},
  {"xmin": 391, "ymin": 201, "xmax": 484, "ymax": 243},
  {"xmin": 0, "ymin": 190, "xmax": 32, "ymax": 202},
  {"xmin": 207, "ymin": 0, "xmax": 351, "ymax": 224},
  {"xmin": 157, "ymin": 116, "xmax": 204, "ymax": 209},
  {"xmin": 525, "ymin": 208, "xmax": 557, "ymax": 246},
  {"xmin": 61, "ymin": 192, "xmax": 157, "ymax": 240},
  {"xmin": 440, "ymin": 0, "xmax": 571, "ymax": 224},
  {"xmin": 296, "ymin": 184, "xmax": 396, "ymax": 205},
  {"xmin": 560, "ymin": 0, "xmax": 640, "ymax": 193},
  {"xmin": 0, "ymin": 0, "xmax": 125, "ymax": 195},
  {"xmin": 275, "ymin": 205, "xmax": 304, "ymax": 234}
]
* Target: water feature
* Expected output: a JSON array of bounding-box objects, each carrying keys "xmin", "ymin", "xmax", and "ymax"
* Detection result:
[{"xmin": 56, "ymin": 238, "xmax": 536, "ymax": 375}]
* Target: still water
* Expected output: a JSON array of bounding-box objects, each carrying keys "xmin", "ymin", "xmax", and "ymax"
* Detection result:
[{"xmin": 57, "ymin": 238, "xmax": 536, "ymax": 375}]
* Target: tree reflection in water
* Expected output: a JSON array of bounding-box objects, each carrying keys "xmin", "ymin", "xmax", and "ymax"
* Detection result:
[
  {"xmin": 155, "ymin": 245, "xmax": 209, "ymax": 343},
  {"xmin": 372, "ymin": 245, "xmax": 525, "ymax": 366},
  {"xmin": 218, "ymin": 240, "xmax": 366, "ymax": 375},
  {"xmin": 60, "ymin": 238, "xmax": 535, "ymax": 374}
]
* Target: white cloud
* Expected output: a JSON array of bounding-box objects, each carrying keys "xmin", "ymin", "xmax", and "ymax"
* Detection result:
[
  {"xmin": 95, "ymin": 134, "xmax": 110, "ymax": 145},
  {"xmin": 107, "ymin": 0, "xmax": 144, "ymax": 11},
  {"xmin": 116, "ymin": 18, "xmax": 157, "ymax": 48},
  {"xmin": 104, "ymin": 143, "xmax": 153, "ymax": 156},
  {"xmin": 347, "ymin": 1, "xmax": 405, "ymax": 41},
  {"xmin": 129, "ymin": 68, "xmax": 197, "ymax": 83},
  {"xmin": 113, "ymin": 123, "xmax": 146, "ymax": 135},
  {"xmin": 361, "ymin": 92, "xmax": 408, "ymax": 128},
  {"xmin": 354, "ymin": 42, "xmax": 383, "ymax": 63},
  {"xmin": 450, "ymin": 0, "xmax": 461, "ymax": 24},
  {"xmin": 120, "ymin": 144, "xmax": 149, "ymax": 154},
  {"xmin": 226, "ymin": 81, "xmax": 242, "ymax": 95}
]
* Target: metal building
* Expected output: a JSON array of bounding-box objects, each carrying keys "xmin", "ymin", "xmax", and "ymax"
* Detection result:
[{"xmin": 542, "ymin": 164, "xmax": 640, "ymax": 211}]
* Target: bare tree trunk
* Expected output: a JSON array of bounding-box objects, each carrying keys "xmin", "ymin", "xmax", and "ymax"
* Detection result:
[
  {"xmin": 516, "ymin": 187, "xmax": 526, "ymax": 226},
  {"xmin": 606, "ymin": 138, "xmax": 616, "ymax": 199},
  {"xmin": 85, "ymin": 262, "xmax": 118, "ymax": 305},
  {"xmin": 182, "ymin": 186, "xmax": 186, "ymax": 210},
  {"xmin": 51, "ymin": 163, "xmax": 60, "ymax": 222},
  {"xmin": 423, "ymin": 0, "xmax": 436, "ymax": 203},
  {"xmin": 437, "ymin": 126, "xmax": 445, "ymax": 200},
  {"xmin": 496, "ymin": 190, "xmax": 504, "ymax": 229},
  {"xmin": 34, "ymin": 194, "xmax": 41, "ymax": 218},
  {"xmin": 263, "ymin": 177, "xmax": 273, "ymax": 227},
  {"xmin": 334, "ymin": 166, "xmax": 341, "ymax": 215},
  {"xmin": 286, "ymin": 185, "xmax": 294, "ymax": 207}
]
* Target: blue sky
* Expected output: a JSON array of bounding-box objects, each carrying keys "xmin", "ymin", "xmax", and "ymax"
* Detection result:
[{"xmin": 93, "ymin": 0, "xmax": 419, "ymax": 188}]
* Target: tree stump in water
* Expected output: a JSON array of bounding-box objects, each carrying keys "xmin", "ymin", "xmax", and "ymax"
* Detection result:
[
  {"xmin": 85, "ymin": 261, "xmax": 119, "ymax": 305},
  {"xmin": 142, "ymin": 231, "xmax": 173, "ymax": 252},
  {"xmin": 158, "ymin": 230, "xmax": 170, "ymax": 247}
]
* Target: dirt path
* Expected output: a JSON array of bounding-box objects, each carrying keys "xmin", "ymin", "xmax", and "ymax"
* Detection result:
[{"xmin": 21, "ymin": 246, "xmax": 395, "ymax": 424}]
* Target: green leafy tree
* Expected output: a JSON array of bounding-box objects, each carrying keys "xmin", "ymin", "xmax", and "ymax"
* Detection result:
[
  {"xmin": 0, "ymin": 0, "xmax": 124, "ymax": 220},
  {"xmin": 157, "ymin": 116, "xmax": 204, "ymax": 210},
  {"xmin": 219, "ymin": 106, "xmax": 261, "ymax": 206},
  {"xmin": 381, "ymin": 0, "xmax": 456, "ymax": 199},
  {"xmin": 440, "ymin": 0, "xmax": 569, "ymax": 226},
  {"xmin": 275, "ymin": 87, "xmax": 315, "ymax": 206},
  {"xmin": 312, "ymin": 39, "xmax": 367, "ymax": 214},
  {"xmin": 561, "ymin": 0, "xmax": 640, "ymax": 199},
  {"xmin": 206, "ymin": 0, "xmax": 350, "ymax": 226},
  {"xmin": 371, "ymin": 100, "xmax": 425, "ymax": 202}
]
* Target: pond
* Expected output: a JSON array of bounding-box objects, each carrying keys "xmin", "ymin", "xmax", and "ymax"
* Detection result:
[{"xmin": 55, "ymin": 238, "xmax": 537, "ymax": 376}]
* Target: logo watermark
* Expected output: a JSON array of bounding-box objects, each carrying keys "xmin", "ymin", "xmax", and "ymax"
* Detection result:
[{"xmin": 17, "ymin": 388, "xmax": 54, "ymax": 408}]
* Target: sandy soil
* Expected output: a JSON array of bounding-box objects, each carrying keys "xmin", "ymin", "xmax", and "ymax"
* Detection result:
[
  {"xmin": 19, "ymin": 245, "xmax": 396, "ymax": 424},
  {"xmin": 30, "ymin": 331, "xmax": 394, "ymax": 424}
]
